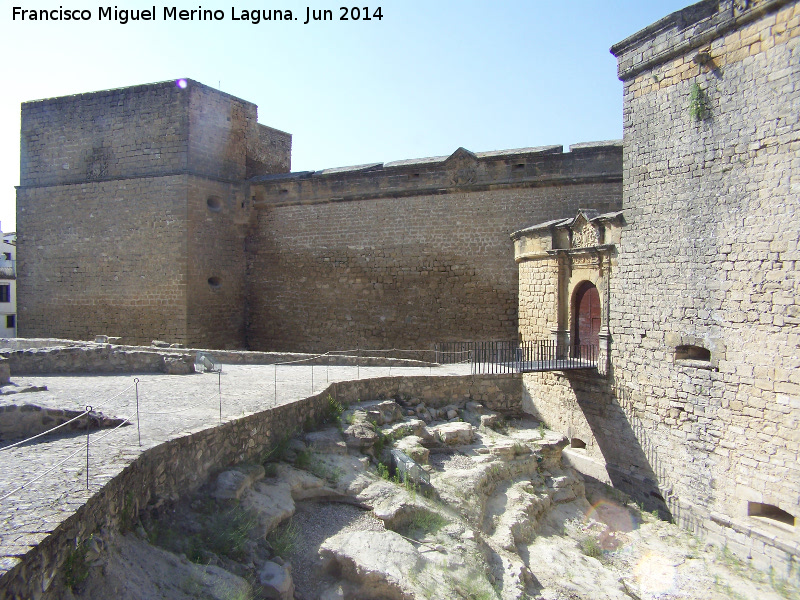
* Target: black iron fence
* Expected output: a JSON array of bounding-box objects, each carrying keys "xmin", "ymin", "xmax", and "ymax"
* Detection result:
[{"xmin": 434, "ymin": 340, "xmax": 598, "ymax": 374}]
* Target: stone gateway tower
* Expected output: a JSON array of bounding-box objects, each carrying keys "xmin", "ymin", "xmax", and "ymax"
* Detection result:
[{"xmin": 519, "ymin": 0, "xmax": 800, "ymax": 573}]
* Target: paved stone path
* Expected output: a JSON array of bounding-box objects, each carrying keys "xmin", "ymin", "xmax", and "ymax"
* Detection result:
[{"xmin": 0, "ymin": 362, "xmax": 471, "ymax": 576}]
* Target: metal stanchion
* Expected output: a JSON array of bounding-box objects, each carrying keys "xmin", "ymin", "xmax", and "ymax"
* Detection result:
[
  {"xmin": 134, "ymin": 378, "xmax": 141, "ymax": 446},
  {"xmin": 85, "ymin": 405, "xmax": 92, "ymax": 490}
]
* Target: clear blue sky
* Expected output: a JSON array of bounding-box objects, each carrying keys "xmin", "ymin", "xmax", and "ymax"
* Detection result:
[{"xmin": 0, "ymin": 0, "xmax": 690, "ymax": 232}]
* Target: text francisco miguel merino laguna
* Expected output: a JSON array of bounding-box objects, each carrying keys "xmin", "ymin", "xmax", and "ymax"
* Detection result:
[{"xmin": 11, "ymin": 6, "xmax": 384, "ymax": 25}]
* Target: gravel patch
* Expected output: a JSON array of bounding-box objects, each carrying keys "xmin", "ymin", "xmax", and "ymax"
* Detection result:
[
  {"xmin": 428, "ymin": 450, "xmax": 474, "ymax": 471},
  {"xmin": 287, "ymin": 500, "xmax": 385, "ymax": 599}
]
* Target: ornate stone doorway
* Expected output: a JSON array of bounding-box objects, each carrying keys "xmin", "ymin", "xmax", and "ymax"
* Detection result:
[{"xmin": 573, "ymin": 281, "xmax": 600, "ymax": 356}]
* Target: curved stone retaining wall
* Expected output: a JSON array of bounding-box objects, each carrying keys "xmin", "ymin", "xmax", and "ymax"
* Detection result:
[
  {"xmin": 0, "ymin": 373, "xmax": 520, "ymax": 599},
  {"xmin": 1, "ymin": 346, "xmax": 196, "ymax": 376}
]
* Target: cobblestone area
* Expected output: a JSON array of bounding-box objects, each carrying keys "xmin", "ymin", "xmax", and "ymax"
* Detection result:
[{"xmin": 0, "ymin": 363, "xmax": 470, "ymax": 576}]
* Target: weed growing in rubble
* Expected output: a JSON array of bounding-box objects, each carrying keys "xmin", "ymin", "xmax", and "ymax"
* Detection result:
[
  {"xmin": 267, "ymin": 519, "xmax": 299, "ymax": 558},
  {"xmin": 295, "ymin": 448, "xmax": 312, "ymax": 469},
  {"xmin": 580, "ymin": 535, "xmax": 602, "ymax": 559},
  {"xmin": 538, "ymin": 421, "xmax": 546, "ymax": 439},
  {"xmin": 260, "ymin": 436, "xmax": 291, "ymax": 464},
  {"xmin": 308, "ymin": 457, "xmax": 344, "ymax": 483},
  {"xmin": 199, "ymin": 505, "xmax": 258, "ymax": 561},
  {"xmin": 325, "ymin": 394, "xmax": 345, "ymax": 426},
  {"xmin": 119, "ymin": 491, "xmax": 137, "ymax": 533},
  {"xmin": 404, "ymin": 511, "xmax": 447, "ymax": 537},
  {"xmin": 64, "ymin": 536, "xmax": 92, "ymax": 590},
  {"xmin": 373, "ymin": 426, "xmax": 393, "ymax": 456}
]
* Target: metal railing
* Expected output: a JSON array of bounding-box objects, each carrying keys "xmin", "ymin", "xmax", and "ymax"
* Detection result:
[
  {"xmin": 516, "ymin": 340, "xmax": 597, "ymax": 372},
  {"xmin": 435, "ymin": 340, "xmax": 599, "ymax": 374}
]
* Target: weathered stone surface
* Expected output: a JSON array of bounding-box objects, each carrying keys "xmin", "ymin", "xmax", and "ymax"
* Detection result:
[
  {"xmin": 431, "ymin": 422, "xmax": 474, "ymax": 446},
  {"xmin": 259, "ymin": 560, "xmax": 294, "ymax": 600},
  {"xmin": 343, "ymin": 422, "xmax": 378, "ymax": 453},
  {"xmin": 365, "ymin": 401, "xmax": 404, "ymax": 426},
  {"xmin": 479, "ymin": 413, "xmax": 500, "ymax": 429},
  {"xmin": 489, "ymin": 439, "xmax": 531, "ymax": 460},
  {"xmin": 242, "ymin": 481, "xmax": 295, "ymax": 537},
  {"xmin": 394, "ymin": 435, "xmax": 429, "ymax": 464},
  {"xmin": 319, "ymin": 530, "xmax": 421, "ymax": 599},
  {"xmin": 213, "ymin": 465, "xmax": 265, "ymax": 501},
  {"xmin": 305, "ymin": 428, "xmax": 347, "ymax": 455},
  {"xmin": 3, "ymin": 346, "xmax": 195, "ymax": 376}
]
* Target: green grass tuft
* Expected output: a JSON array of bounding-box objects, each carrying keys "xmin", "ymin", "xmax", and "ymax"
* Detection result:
[{"xmin": 267, "ymin": 519, "xmax": 300, "ymax": 558}]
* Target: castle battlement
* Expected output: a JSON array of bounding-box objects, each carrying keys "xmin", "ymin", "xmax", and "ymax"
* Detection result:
[{"xmin": 250, "ymin": 142, "xmax": 622, "ymax": 207}]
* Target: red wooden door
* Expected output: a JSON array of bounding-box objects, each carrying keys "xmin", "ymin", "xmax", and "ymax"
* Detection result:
[{"xmin": 574, "ymin": 283, "xmax": 600, "ymax": 354}]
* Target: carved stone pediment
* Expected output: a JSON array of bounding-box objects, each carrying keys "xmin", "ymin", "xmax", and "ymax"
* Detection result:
[
  {"xmin": 571, "ymin": 214, "xmax": 601, "ymax": 249},
  {"xmin": 446, "ymin": 147, "xmax": 478, "ymax": 186}
]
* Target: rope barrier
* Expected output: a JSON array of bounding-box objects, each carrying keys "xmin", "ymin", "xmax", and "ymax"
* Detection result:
[
  {"xmin": 0, "ymin": 417, "xmax": 132, "ymax": 502},
  {"xmin": 0, "ymin": 409, "xmax": 90, "ymax": 451},
  {"xmin": 1, "ymin": 349, "xmax": 475, "ymax": 502},
  {"xmin": 0, "ymin": 381, "xmax": 136, "ymax": 452}
]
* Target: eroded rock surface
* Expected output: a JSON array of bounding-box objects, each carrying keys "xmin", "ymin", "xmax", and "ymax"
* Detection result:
[{"xmin": 68, "ymin": 397, "xmax": 797, "ymax": 600}]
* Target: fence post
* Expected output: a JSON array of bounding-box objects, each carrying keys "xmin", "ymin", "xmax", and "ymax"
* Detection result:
[
  {"xmin": 311, "ymin": 363, "xmax": 314, "ymax": 394},
  {"xmin": 218, "ymin": 368, "xmax": 222, "ymax": 424},
  {"xmin": 274, "ymin": 364, "xmax": 277, "ymax": 407},
  {"xmin": 134, "ymin": 378, "xmax": 141, "ymax": 446},
  {"xmin": 85, "ymin": 405, "xmax": 92, "ymax": 490}
]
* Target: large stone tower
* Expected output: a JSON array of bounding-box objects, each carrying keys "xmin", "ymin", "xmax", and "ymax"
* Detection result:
[{"xmin": 16, "ymin": 80, "xmax": 291, "ymax": 347}]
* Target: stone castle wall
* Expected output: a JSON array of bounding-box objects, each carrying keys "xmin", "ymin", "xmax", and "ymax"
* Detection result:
[
  {"xmin": 17, "ymin": 176, "xmax": 191, "ymax": 343},
  {"xmin": 16, "ymin": 79, "xmax": 621, "ymax": 351},
  {"xmin": 612, "ymin": 0, "xmax": 799, "ymax": 570},
  {"xmin": 247, "ymin": 144, "xmax": 622, "ymax": 352},
  {"xmin": 16, "ymin": 80, "xmax": 291, "ymax": 347},
  {"xmin": 522, "ymin": 0, "xmax": 800, "ymax": 573}
]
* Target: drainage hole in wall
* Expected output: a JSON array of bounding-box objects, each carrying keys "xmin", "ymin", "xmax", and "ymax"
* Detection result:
[
  {"xmin": 208, "ymin": 276, "xmax": 221, "ymax": 289},
  {"xmin": 748, "ymin": 502, "xmax": 795, "ymax": 527},
  {"xmin": 207, "ymin": 196, "xmax": 222, "ymax": 212},
  {"xmin": 675, "ymin": 345, "xmax": 710, "ymax": 361},
  {"xmin": 570, "ymin": 438, "xmax": 586, "ymax": 449}
]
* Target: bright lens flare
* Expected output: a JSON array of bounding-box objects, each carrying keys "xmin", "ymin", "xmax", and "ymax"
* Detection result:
[
  {"xmin": 176, "ymin": 79, "xmax": 188, "ymax": 89},
  {"xmin": 585, "ymin": 499, "xmax": 636, "ymax": 533}
]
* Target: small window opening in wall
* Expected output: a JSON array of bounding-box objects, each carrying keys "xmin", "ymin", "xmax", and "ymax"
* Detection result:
[
  {"xmin": 411, "ymin": 173, "xmax": 420, "ymax": 179},
  {"xmin": 514, "ymin": 163, "xmax": 525, "ymax": 171},
  {"xmin": 675, "ymin": 345, "xmax": 711, "ymax": 361},
  {"xmin": 207, "ymin": 276, "xmax": 221, "ymax": 289},
  {"xmin": 0, "ymin": 285, "xmax": 9, "ymax": 303},
  {"xmin": 570, "ymin": 438, "xmax": 586, "ymax": 449},
  {"xmin": 206, "ymin": 196, "xmax": 222, "ymax": 212},
  {"xmin": 6, "ymin": 315, "xmax": 15, "ymax": 328},
  {"xmin": 279, "ymin": 189, "xmax": 289, "ymax": 194},
  {"xmin": 748, "ymin": 502, "xmax": 795, "ymax": 527}
]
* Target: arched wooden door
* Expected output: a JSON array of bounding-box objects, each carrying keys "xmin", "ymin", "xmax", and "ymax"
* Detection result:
[{"xmin": 573, "ymin": 282, "xmax": 600, "ymax": 357}]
